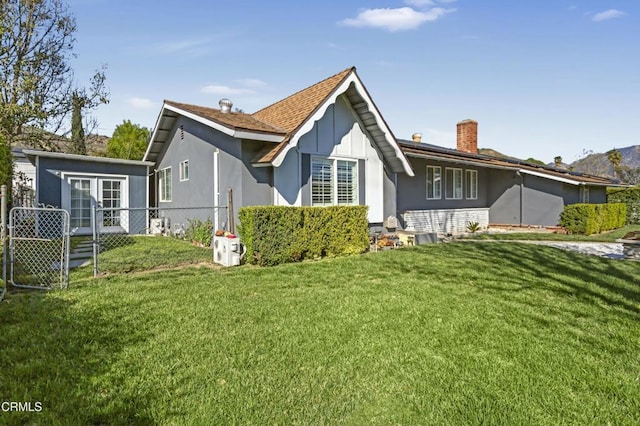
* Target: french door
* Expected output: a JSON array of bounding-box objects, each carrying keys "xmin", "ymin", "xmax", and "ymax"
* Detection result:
[
  {"xmin": 64, "ymin": 176, "xmax": 128, "ymax": 234},
  {"xmin": 99, "ymin": 178, "xmax": 128, "ymax": 233},
  {"xmin": 69, "ymin": 178, "xmax": 93, "ymax": 234}
]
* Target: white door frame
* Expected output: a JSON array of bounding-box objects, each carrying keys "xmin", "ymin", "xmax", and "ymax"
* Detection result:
[{"xmin": 61, "ymin": 173, "xmax": 129, "ymax": 234}]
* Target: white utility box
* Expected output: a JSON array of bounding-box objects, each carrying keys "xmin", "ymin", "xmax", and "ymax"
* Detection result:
[{"xmin": 213, "ymin": 235, "xmax": 245, "ymax": 266}]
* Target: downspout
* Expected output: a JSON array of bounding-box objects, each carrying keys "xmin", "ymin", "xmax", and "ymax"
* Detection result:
[{"xmin": 517, "ymin": 170, "xmax": 523, "ymax": 226}]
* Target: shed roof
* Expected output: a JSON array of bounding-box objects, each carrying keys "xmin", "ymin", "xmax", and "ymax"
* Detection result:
[{"xmin": 21, "ymin": 149, "xmax": 154, "ymax": 167}]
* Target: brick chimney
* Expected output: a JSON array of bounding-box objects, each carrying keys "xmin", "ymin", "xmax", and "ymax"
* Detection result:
[{"xmin": 457, "ymin": 119, "xmax": 478, "ymax": 154}]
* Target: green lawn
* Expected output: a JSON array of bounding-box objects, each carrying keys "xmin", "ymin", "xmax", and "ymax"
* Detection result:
[
  {"xmin": 466, "ymin": 224, "xmax": 639, "ymax": 242},
  {"xmin": 1, "ymin": 240, "xmax": 639, "ymax": 424}
]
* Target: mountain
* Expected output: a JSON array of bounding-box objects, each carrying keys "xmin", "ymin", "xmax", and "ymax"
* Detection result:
[
  {"xmin": 568, "ymin": 145, "xmax": 640, "ymax": 177},
  {"xmin": 11, "ymin": 128, "xmax": 109, "ymax": 156}
]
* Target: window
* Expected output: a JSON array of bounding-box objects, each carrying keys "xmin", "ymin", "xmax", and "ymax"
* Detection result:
[
  {"xmin": 336, "ymin": 160, "xmax": 357, "ymax": 205},
  {"xmin": 159, "ymin": 167, "xmax": 172, "ymax": 202},
  {"xmin": 426, "ymin": 166, "xmax": 441, "ymax": 199},
  {"xmin": 466, "ymin": 170, "xmax": 478, "ymax": 200},
  {"xmin": 179, "ymin": 160, "xmax": 189, "ymax": 181},
  {"xmin": 311, "ymin": 158, "xmax": 358, "ymax": 206},
  {"xmin": 445, "ymin": 168, "xmax": 463, "ymax": 200},
  {"xmin": 581, "ymin": 186, "xmax": 589, "ymax": 203}
]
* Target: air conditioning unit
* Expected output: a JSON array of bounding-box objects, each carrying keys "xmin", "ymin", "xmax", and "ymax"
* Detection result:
[
  {"xmin": 213, "ymin": 235, "xmax": 245, "ymax": 267},
  {"xmin": 149, "ymin": 218, "xmax": 163, "ymax": 235}
]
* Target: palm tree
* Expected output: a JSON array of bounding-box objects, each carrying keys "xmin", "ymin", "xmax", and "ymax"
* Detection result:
[{"xmin": 607, "ymin": 149, "xmax": 623, "ymax": 178}]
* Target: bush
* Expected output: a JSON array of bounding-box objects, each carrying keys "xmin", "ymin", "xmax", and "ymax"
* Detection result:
[
  {"xmin": 238, "ymin": 206, "xmax": 369, "ymax": 266},
  {"xmin": 608, "ymin": 187, "xmax": 640, "ymax": 224},
  {"xmin": 559, "ymin": 203, "xmax": 626, "ymax": 235},
  {"xmin": 185, "ymin": 218, "xmax": 213, "ymax": 247}
]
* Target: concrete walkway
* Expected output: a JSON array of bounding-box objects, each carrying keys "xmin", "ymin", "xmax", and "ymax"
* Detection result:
[{"xmin": 468, "ymin": 240, "xmax": 625, "ymax": 260}]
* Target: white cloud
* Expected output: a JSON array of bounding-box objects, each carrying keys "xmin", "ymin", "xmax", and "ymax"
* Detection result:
[
  {"xmin": 235, "ymin": 78, "xmax": 268, "ymax": 88},
  {"xmin": 592, "ymin": 9, "xmax": 626, "ymax": 22},
  {"xmin": 405, "ymin": 0, "xmax": 455, "ymax": 5},
  {"xmin": 201, "ymin": 85, "xmax": 256, "ymax": 96},
  {"xmin": 405, "ymin": 0, "xmax": 435, "ymax": 6},
  {"xmin": 127, "ymin": 97, "xmax": 155, "ymax": 109},
  {"xmin": 339, "ymin": 6, "xmax": 455, "ymax": 32}
]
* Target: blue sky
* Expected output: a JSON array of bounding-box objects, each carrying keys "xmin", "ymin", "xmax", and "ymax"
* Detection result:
[{"xmin": 68, "ymin": 0, "xmax": 638, "ymax": 163}]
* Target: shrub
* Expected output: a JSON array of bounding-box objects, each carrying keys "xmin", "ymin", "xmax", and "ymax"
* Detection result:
[
  {"xmin": 185, "ymin": 218, "xmax": 213, "ymax": 247},
  {"xmin": 559, "ymin": 203, "xmax": 626, "ymax": 235},
  {"xmin": 608, "ymin": 187, "xmax": 640, "ymax": 224},
  {"xmin": 238, "ymin": 206, "xmax": 369, "ymax": 266},
  {"xmin": 466, "ymin": 221, "xmax": 481, "ymax": 233}
]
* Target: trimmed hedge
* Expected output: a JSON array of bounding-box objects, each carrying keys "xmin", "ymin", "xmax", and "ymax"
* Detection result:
[
  {"xmin": 237, "ymin": 206, "xmax": 369, "ymax": 266},
  {"xmin": 559, "ymin": 203, "xmax": 626, "ymax": 235},
  {"xmin": 608, "ymin": 187, "xmax": 640, "ymax": 224}
]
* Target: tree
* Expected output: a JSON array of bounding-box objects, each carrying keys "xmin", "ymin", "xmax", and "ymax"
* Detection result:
[
  {"xmin": 0, "ymin": 0, "xmax": 108, "ymax": 149},
  {"xmin": 70, "ymin": 90, "xmax": 86, "ymax": 155},
  {"xmin": 606, "ymin": 148, "xmax": 623, "ymax": 178},
  {"xmin": 106, "ymin": 120, "xmax": 150, "ymax": 160},
  {"xmin": 525, "ymin": 157, "xmax": 545, "ymax": 166},
  {"xmin": 554, "ymin": 156, "xmax": 563, "ymax": 167},
  {"xmin": 0, "ymin": 133, "xmax": 12, "ymax": 201}
]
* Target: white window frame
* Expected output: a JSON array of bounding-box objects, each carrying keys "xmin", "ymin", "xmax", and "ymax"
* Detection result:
[
  {"xmin": 159, "ymin": 167, "xmax": 172, "ymax": 202},
  {"xmin": 466, "ymin": 169, "xmax": 478, "ymax": 200},
  {"xmin": 580, "ymin": 186, "xmax": 589, "ymax": 203},
  {"xmin": 179, "ymin": 160, "xmax": 189, "ymax": 182},
  {"xmin": 311, "ymin": 157, "xmax": 358, "ymax": 207},
  {"xmin": 445, "ymin": 167, "xmax": 463, "ymax": 200},
  {"xmin": 426, "ymin": 166, "xmax": 442, "ymax": 200}
]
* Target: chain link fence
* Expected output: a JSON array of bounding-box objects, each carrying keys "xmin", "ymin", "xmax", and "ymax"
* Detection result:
[
  {"xmin": 93, "ymin": 206, "xmax": 228, "ymax": 275},
  {"xmin": 8, "ymin": 207, "xmax": 71, "ymax": 289}
]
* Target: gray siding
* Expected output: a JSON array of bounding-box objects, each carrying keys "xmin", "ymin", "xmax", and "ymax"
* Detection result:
[
  {"xmin": 397, "ymin": 157, "xmax": 489, "ymax": 212},
  {"xmin": 36, "ymin": 157, "xmax": 148, "ymax": 209},
  {"xmin": 154, "ymin": 117, "xmax": 273, "ymax": 227},
  {"xmin": 401, "ymin": 157, "xmax": 610, "ymax": 228},
  {"xmin": 487, "ymin": 169, "xmax": 521, "ymax": 225}
]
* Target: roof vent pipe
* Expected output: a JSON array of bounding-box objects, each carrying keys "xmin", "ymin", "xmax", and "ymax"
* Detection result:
[{"xmin": 219, "ymin": 98, "xmax": 233, "ymax": 113}]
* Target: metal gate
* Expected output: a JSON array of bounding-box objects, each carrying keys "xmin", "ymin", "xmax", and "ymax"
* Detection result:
[{"xmin": 9, "ymin": 207, "xmax": 70, "ymax": 289}]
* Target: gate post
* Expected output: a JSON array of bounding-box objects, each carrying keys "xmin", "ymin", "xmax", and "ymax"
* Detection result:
[
  {"xmin": 1, "ymin": 185, "xmax": 6, "ymax": 295},
  {"xmin": 92, "ymin": 205, "xmax": 98, "ymax": 277}
]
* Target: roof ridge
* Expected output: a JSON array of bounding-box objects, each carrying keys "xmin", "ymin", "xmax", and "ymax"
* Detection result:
[{"xmin": 251, "ymin": 66, "xmax": 355, "ymax": 117}]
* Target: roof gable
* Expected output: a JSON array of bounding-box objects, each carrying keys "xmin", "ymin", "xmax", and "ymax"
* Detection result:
[
  {"xmin": 252, "ymin": 67, "xmax": 354, "ymax": 135},
  {"xmin": 144, "ymin": 67, "xmax": 414, "ymax": 176}
]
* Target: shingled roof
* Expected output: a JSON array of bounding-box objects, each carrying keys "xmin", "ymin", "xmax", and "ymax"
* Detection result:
[
  {"xmin": 165, "ymin": 100, "xmax": 286, "ymax": 135},
  {"xmin": 399, "ymin": 140, "xmax": 622, "ymax": 186},
  {"xmin": 144, "ymin": 67, "xmax": 414, "ymax": 175}
]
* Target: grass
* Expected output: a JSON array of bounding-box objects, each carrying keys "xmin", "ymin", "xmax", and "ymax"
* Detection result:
[
  {"xmin": 466, "ymin": 224, "xmax": 639, "ymax": 242},
  {"xmin": 0, "ymin": 239, "xmax": 639, "ymax": 424},
  {"xmin": 94, "ymin": 235, "xmax": 213, "ymax": 275}
]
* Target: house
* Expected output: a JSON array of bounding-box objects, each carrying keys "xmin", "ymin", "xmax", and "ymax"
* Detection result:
[
  {"xmin": 397, "ymin": 120, "xmax": 622, "ymax": 234},
  {"xmin": 16, "ymin": 149, "xmax": 152, "ymax": 235},
  {"xmin": 144, "ymin": 66, "xmax": 622, "ymax": 236},
  {"xmin": 143, "ymin": 67, "xmax": 414, "ymax": 230}
]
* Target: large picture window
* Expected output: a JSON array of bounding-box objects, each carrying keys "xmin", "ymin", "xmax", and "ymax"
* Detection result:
[
  {"xmin": 466, "ymin": 169, "xmax": 478, "ymax": 200},
  {"xmin": 311, "ymin": 158, "xmax": 358, "ymax": 206},
  {"xmin": 445, "ymin": 168, "xmax": 463, "ymax": 200},
  {"xmin": 426, "ymin": 166, "xmax": 441, "ymax": 199},
  {"xmin": 159, "ymin": 167, "xmax": 172, "ymax": 202}
]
